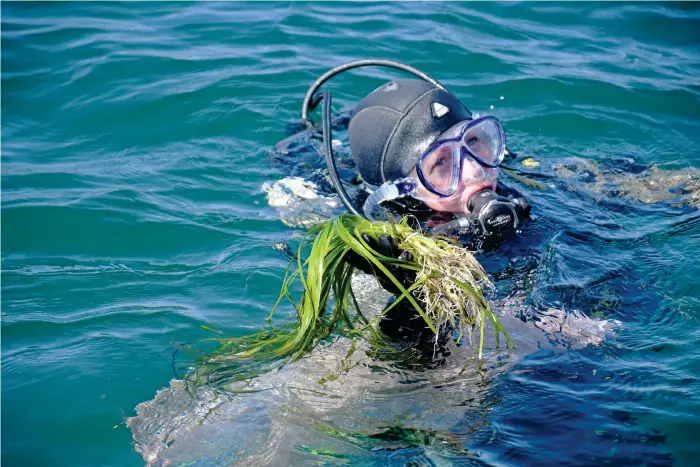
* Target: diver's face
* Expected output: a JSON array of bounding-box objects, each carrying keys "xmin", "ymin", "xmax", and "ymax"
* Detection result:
[
  {"xmin": 410, "ymin": 117, "xmax": 504, "ymax": 214},
  {"xmin": 411, "ymin": 159, "xmax": 498, "ymax": 214}
]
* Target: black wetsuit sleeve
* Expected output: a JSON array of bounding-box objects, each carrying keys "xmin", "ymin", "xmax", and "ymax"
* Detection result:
[
  {"xmin": 378, "ymin": 295, "xmax": 454, "ymax": 351},
  {"xmin": 379, "ymin": 296, "xmax": 432, "ymax": 340},
  {"xmin": 344, "ymin": 235, "xmax": 452, "ymax": 348}
]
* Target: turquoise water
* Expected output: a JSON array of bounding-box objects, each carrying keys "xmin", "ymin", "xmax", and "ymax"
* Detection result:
[{"xmin": 3, "ymin": 2, "xmax": 700, "ymax": 466}]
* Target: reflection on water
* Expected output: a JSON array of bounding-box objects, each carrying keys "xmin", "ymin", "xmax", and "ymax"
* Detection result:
[{"xmin": 128, "ymin": 266, "xmax": 618, "ymax": 466}]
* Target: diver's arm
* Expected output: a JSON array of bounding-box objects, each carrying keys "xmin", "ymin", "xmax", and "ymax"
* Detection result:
[
  {"xmin": 377, "ymin": 296, "xmax": 452, "ymax": 349},
  {"xmin": 343, "ymin": 234, "xmax": 417, "ymax": 296},
  {"xmin": 343, "ymin": 235, "xmax": 450, "ymax": 346}
]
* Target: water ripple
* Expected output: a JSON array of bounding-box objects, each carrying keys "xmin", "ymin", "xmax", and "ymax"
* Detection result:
[{"xmin": 3, "ymin": 2, "xmax": 700, "ymax": 466}]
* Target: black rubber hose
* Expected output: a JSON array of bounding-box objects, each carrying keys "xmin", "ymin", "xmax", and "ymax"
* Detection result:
[
  {"xmin": 306, "ymin": 92, "xmax": 324, "ymax": 120},
  {"xmin": 302, "ymin": 59, "xmax": 447, "ymax": 122},
  {"xmin": 321, "ymin": 90, "xmax": 363, "ymax": 217},
  {"xmin": 430, "ymin": 217, "xmax": 475, "ymax": 235}
]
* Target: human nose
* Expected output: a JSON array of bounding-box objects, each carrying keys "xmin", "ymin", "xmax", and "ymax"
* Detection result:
[{"xmin": 459, "ymin": 154, "xmax": 485, "ymax": 181}]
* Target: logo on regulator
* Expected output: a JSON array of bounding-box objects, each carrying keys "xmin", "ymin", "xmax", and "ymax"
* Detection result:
[{"xmin": 487, "ymin": 214, "xmax": 513, "ymax": 228}]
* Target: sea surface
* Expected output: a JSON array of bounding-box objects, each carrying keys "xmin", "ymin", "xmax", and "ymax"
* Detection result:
[{"xmin": 2, "ymin": 2, "xmax": 700, "ymax": 466}]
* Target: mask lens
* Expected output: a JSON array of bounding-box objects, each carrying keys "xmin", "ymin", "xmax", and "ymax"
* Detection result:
[
  {"xmin": 462, "ymin": 119, "xmax": 504, "ymax": 165},
  {"xmin": 420, "ymin": 145, "xmax": 455, "ymax": 193}
]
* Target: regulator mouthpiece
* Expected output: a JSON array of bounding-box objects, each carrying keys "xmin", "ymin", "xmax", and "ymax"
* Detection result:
[{"xmin": 467, "ymin": 189, "xmax": 519, "ymax": 237}]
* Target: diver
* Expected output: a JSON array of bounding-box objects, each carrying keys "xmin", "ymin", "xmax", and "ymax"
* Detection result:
[
  {"xmin": 272, "ymin": 59, "xmax": 665, "ymax": 354},
  {"xmin": 273, "ymin": 60, "xmax": 532, "ymax": 353},
  {"xmin": 343, "ymin": 75, "xmax": 531, "ymax": 351}
]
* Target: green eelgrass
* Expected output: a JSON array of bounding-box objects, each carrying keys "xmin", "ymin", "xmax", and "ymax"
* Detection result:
[{"xmin": 185, "ymin": 214, "xmax": 512, "ymax": 389}]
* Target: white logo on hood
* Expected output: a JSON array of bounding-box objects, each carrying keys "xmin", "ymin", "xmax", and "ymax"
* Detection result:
[{"xmin": 431, "ymin": 102, "xmax": 450, "ymax": 118}]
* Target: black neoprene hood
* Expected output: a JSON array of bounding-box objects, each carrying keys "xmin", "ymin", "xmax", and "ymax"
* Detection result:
[{"xmin": 348, "ymin": 79, "xmax": 472, "ymax": 186}]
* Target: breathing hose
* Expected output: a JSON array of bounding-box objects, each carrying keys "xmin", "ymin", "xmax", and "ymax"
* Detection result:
[
  {"xmin": 301, "ymin": 59, "xmax": 447, "ymax": 123},
  {"xmin": 320, "ymin": 90, "xmax": 363, "ymax": 217}
]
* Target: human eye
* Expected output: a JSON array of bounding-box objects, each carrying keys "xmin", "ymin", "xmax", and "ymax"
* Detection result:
[{"xmin": 429, "ymin": 154, "xmax": 449, "ymax": 174}]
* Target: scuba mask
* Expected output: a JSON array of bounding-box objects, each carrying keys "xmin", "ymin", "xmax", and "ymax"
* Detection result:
[
  {"xmin": 416, "ymin": 116, "xmax": 505, "ymax": 197},
  {"xmin": 289, "ymin": 59, "xmax": 530, "ymax": 238}
]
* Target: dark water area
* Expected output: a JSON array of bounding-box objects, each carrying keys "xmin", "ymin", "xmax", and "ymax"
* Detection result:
[{"xmin": 2, "ymin": 2, "xmax": 700, "ymax": 466}]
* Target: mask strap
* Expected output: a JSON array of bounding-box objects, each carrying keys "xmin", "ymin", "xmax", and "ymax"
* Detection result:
[{"xmin": 318, "ymin": 90, "xmax": 363, "ymax": 217}]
